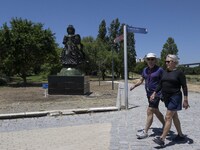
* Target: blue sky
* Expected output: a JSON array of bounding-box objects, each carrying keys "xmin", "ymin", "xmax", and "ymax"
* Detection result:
[{"xmin": 1, "ymin": 0, "xmax": 200, "ymax": 64}]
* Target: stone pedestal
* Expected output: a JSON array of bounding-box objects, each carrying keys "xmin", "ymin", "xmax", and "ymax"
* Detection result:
[{"xmin": 48, "ymin": 76, "xmax": 90, "ymax": 95}]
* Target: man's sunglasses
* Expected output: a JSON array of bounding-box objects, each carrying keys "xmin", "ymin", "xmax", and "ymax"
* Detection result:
[{"xmin": 147, "ymin": 58, "xmax": 155, "ymax": 61}]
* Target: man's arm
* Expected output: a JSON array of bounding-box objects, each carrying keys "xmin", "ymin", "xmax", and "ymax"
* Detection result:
[{"xmin": 130, "ymin": 77, "xmax": 144, "ymax": 91}]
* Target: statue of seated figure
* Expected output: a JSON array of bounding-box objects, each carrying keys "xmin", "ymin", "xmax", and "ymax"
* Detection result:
[{"xmin": 61, "ymin": 25, "xmax": 85, "ymax": 68}]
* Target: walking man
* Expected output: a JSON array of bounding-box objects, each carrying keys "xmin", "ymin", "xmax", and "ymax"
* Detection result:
[{"xmin": 130, "ymin": 53, "xmax": 165, "ymax": 139}]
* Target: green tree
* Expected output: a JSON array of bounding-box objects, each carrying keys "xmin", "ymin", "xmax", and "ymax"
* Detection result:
[
  {"xmin": 109, "ymin": 22, "xmax": 136, "ymax": 79},
  {"xmin": 97, "ymin": 20, "xmax": 114, "ymax": 80},
  {"xmin": 0, "ymin": 17, "xmax": 58, "ymax": 85},
  {"xmin": 82, "ymin": 36, "xmax": 110, "ymax": 80},
  {"xmin": 108, "ymin": 18, "xmax": 121, "ymax": 78},
  {"xmin": 160, "ymin": 37, "xmax": 178, "ymax": 67},
  {"xmin": 40, "ymin": 47, "xmax": 62, "ymax": 76},
  {"xmin": 95, "ymin": 40, "xmax": 110, "ymax": 80},
  {"xmin": 134, "ymin": 62, "xmax": 146, "ymax": 74},
  {"xmin": 82, "ymin": 36, "xmax": 97, "ymax": 75},
  {"xmin": 83, "ymin": 18, "xmax": 136, "ymax": 80},
  {"xmin": 97, "ymin": 19, "xmax": 108, "ymax": 42}
]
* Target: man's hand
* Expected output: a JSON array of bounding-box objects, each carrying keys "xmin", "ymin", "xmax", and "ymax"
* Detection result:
[
  {"xmin": 150, "ymin": 92, "xmax": 156, "ymax": 101},
  {"xmin": 130, "ymin": 85, "xmax": 135, "ymax": 91}
]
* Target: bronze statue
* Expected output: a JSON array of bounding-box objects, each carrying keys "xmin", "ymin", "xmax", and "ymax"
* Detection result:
[
  {"xmin": 61, "ymin": 25, "xmax": 85, "ymax": 68},
  {"xmin": 49, "ymin": 25, "xmax": 89, "ymax": 95}
]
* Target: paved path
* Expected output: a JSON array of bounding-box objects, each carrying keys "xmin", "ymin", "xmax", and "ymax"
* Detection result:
[{"xmin": 0, "ymin": 84, "xmax": 199, "ymax": 150}]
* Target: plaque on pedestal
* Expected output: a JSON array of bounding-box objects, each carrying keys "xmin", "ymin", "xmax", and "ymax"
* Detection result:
[{"xmin": 48, "ymin": 76, "xmax": 90, "ymax": 95}]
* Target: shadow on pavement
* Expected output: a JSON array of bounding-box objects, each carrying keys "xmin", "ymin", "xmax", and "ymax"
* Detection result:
[{"xmin": 152, "ymin": 131, "xmax": 194, "ymax": 149}]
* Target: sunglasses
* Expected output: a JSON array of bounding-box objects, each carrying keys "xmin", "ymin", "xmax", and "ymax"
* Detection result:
[
  {"xmin": 165, "ymin": 60, "xmax": 173, "ymax": 63},
  {"xmin": 147, "ymin": 58, "xmax": 155, "ymax": 61}
]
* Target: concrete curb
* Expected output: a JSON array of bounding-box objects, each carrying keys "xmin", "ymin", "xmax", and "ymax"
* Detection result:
[
  {"xmin": 0, "ymin": 111, "xmax": 48, "ymax": 119},
  {"xmin": 0, "ymin": 106, "xmax": 119, "ymax": 120}
]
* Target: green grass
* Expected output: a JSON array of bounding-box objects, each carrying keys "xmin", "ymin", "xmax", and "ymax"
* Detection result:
[
  {"xmin": 9, "ymin": 74, "xmax": 48, "ymax": 83},
  {"xmin": 129, "ymin": 72, "xmax": 140, "ymax": 79},
  {"xmin": 27, "ymin": 75, "xmax": 48, "ymax": 82},
  {"xmin": 186, "ymin": 75, "xmax": 200, "ymax": 84}
]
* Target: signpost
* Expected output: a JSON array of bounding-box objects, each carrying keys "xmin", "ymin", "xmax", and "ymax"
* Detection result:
[
  {"xmin": 123, "ymin": 25, "xmax": 148, "ymax": 109},
  {"xmin": 127, "ymin": 26, "xmax": 148, "ymax": 34}
]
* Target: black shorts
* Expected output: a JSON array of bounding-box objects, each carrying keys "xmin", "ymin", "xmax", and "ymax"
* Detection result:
[{"xmin": 147, "ymin": 97, "xmax": 160, "ymax": 108}]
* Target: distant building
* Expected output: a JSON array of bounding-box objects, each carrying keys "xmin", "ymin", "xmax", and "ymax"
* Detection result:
[
  {"xmin": 136, "ymin": 57, "xmax": 144, "ymax": 62},
  {"xmin": 136, "ymin": 57, "xmax": 161, "ymax": 63}
]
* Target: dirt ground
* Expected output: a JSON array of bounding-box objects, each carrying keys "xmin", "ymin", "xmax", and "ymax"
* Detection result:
[
  {"xmin": 0, "ymin": 81, "xmax": 119, "ymax": 114},
  {"xmin": 0, "ymin": 80, "xmax": 199, "ymax": 114}
]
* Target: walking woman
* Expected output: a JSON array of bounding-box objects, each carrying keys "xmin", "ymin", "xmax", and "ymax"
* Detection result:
[{"xmin": 150, "ymin": 54, "xmax": 190, "ymax": 147}]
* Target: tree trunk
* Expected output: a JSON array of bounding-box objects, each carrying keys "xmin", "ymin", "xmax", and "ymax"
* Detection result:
[{"xmin": 22, "ymin": 74, "xmax": 27, "ymax": 86}]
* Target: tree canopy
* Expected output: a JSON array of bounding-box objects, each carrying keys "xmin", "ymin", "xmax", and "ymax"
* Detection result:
[
  {"xmin": 0, "ymin": 17, "xmax": 58, "ymax": 84},
  {"xmin": 160, "ymin": 37, "xmax": 178, "ymax": 67}
]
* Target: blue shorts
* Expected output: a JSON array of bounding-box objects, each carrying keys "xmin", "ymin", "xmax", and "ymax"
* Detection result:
[{"xmin": 164, "ymin": 92, "xmax": 182, "ymax": 111}]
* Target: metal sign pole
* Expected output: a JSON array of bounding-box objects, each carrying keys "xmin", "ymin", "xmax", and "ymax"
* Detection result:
[
  {"xmin": 123, "ymin": 25, "xmax": 128, "ymax": 110},
  {"xmin": 123, "ymin": 25, "xmax": 148, "ymax": 110}
]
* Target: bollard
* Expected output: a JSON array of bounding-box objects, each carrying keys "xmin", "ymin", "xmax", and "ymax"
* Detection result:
[{"xmin": 42, "ymin": 83, "xmax": 48, "ymax": 98}]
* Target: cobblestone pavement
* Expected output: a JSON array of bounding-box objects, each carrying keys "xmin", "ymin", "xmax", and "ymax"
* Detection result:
[{"xmin": 0, "ymin": 84, "xmax": 199, "ymax": 150}]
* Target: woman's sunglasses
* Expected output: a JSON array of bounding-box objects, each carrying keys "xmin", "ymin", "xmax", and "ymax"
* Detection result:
[{"xmin": 165, "ymin": 60, "xmax": 173, "ymax": 63}]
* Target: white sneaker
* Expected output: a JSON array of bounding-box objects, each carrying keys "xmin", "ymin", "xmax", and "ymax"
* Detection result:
[{"xmin": 136, "ymin": 130, "xmax": 148, "ymax": 139}]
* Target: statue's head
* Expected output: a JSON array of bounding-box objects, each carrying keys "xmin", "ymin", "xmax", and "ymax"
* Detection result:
[{"xmin": 67, "ymin": 25, "xmax": 75, "ymax": 35}]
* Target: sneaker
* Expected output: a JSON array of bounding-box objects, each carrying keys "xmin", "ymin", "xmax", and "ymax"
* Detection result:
[
  {"xmin": 172, "ymin": 134, "xmax": 186, "ymax": 142},
  {"xmin": 136, "ymin": 130, "xmax": 148, "ymax": 139},
  {"xmin": 153, "ymin": 137, "xmax": 165, "ymax": 147}
]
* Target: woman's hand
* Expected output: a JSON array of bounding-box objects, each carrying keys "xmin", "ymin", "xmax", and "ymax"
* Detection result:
[{"xmin": 183, "ymin": 100, "xmax": 190, "ymax": 109}]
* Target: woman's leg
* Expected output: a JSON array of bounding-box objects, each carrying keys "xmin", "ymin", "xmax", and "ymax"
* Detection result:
[
  {"xmin": 160, "ymin": 110, "xmax": 175, "ymax": 140},
  {"xmin": 173, "ymin": 112, "xmax": 184, "ymax": 136}
]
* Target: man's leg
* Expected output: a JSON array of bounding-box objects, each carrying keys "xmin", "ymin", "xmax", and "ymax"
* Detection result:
[
  {"xmin": 144, "ymin": 107, "xmax": 154, "ymax": 133},
  {"xmin": 137, "ymin": 107, "xmax": 153, "ymax": 139},
  {"xmin": 154, "ymin": 108, "xmax": 165, "ymax": 127}
]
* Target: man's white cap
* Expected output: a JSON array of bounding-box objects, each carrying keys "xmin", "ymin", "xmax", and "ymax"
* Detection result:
[{"xmin": 146, "ymin": 53, "xmax": 156, "ymax": 58}]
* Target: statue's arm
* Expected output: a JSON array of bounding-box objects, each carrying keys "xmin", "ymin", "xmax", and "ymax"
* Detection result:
[
  {"xmin": 63, "ymin": 36, "xmax": 68, "ymax": 45},
  {"xmin": 74, "ymin": 34, "xmax": 81, "ymax": 44}
]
